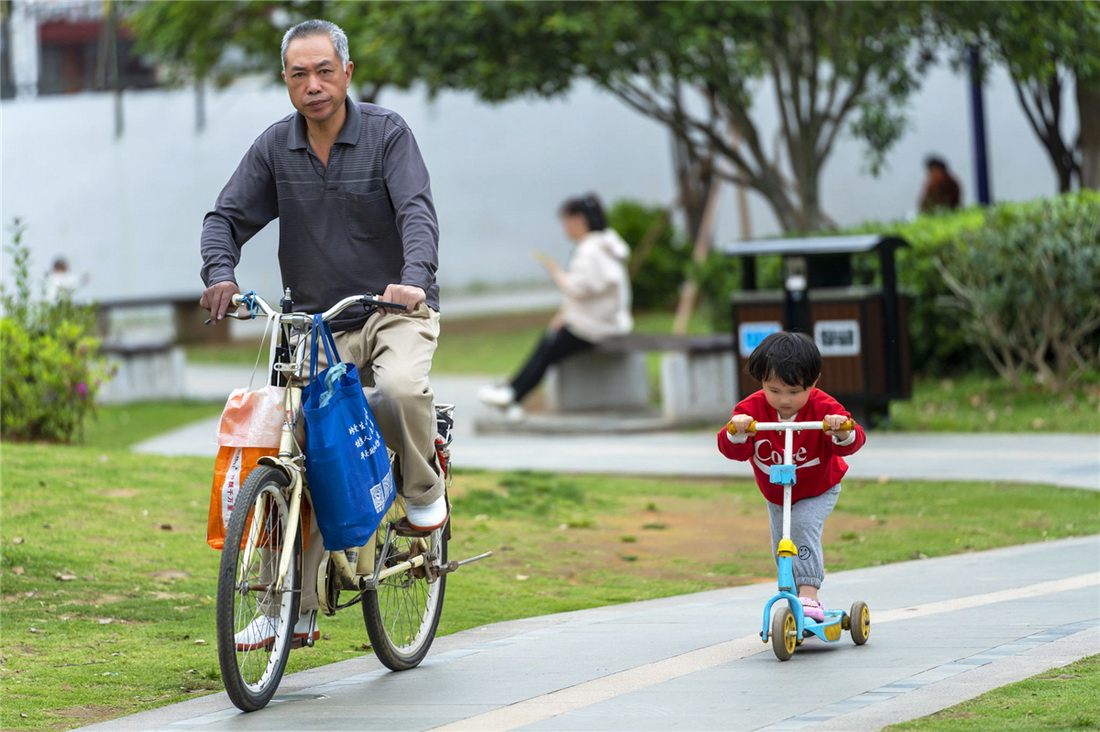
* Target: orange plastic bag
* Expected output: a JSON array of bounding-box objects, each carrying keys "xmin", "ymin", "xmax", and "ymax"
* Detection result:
[
  {"xmin": 206, "ymin": 446, "xmax": 311, "ymax": 551},
  {"xmin": 215, "ymin": 385, "xmax": 286, "ymax": 448}
]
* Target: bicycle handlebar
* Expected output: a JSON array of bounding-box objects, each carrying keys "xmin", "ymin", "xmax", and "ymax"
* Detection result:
[{"xmin": 224, "ymin": 292, "xmax": 407, "ymax": 322}]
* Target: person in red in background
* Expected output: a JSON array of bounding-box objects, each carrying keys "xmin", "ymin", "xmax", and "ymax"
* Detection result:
[
  {"xmin": 919, "ymin": 155, "xmax": 962, "ymax": 212},
  {"xmin": 718, "ymin": 331, "xmax": 866, "ymax": 622}
]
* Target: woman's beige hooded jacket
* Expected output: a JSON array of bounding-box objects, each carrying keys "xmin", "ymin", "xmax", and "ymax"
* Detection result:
[{"xmin": 557, "ymin": 228, "xmax": 633, "ymax": 342}]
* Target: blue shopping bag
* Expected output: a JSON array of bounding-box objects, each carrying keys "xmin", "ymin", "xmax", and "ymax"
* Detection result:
[{"xmin": 301, "ymin": 315, "xmax": 395, "ymax": 550}]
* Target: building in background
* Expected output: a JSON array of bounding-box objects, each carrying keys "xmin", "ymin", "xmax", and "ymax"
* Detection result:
[
  {"xmin": 1, "ymin": 0, "xmax": 155, "ymax": 99},
  {"xmin": 0, "ymin": 0, "xmax": 1075, "ymax": 307}
]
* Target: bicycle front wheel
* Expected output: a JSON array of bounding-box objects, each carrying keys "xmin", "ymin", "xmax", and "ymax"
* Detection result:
[
  {"xmin": 215, "ymin": 466, "xmax": 301, "ymax": 711},
  {"xmin": 362, "ymin": 496, "xmax": 448, "ymax": 670}
]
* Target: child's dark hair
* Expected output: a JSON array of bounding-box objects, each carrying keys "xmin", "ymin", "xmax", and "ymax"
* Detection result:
[
  {"xmin": 746, "ymin": 331, "xmax": 822, "ymax": 388},
  {"xmin": 560, "ymin": 193, "xmax": 607, "ymax": 232}
]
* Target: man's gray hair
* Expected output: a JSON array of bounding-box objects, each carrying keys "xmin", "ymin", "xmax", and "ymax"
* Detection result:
[{"xmin": 281, "ymin": 19, "xmax": 350, "ymax": 72}]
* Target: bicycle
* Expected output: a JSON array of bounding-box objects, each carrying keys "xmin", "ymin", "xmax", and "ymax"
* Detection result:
[
  {"xmin": 744, "ymin": 418, "xmax": 871, "ymax": 661},
  {"xmin": 212, "ymin": 289, "xmax": 491, "ymax": 711}
]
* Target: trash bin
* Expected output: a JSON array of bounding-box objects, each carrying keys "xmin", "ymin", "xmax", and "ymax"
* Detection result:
[{"xmin": 721, "ymin": 234, "xmax": 912, "ymax": 425}]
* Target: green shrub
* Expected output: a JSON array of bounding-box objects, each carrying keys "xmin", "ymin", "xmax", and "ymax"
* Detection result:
[
  {"xmin": 607, "ymin": 199, "xmax": 692, "ymax": 310},
  {"xmin": 0, "ymin": 220, "xmax": 111, "ymax": 443},
  {"xmin": 826, "ymin": 192, "xmax": 1099, "ymax": 378},
  {"xmin": 935, "ymin": 193, "xmax": 1100, "ymax": 391},
  {"xmin": 838, "ymin": 206, "xmax": 990, "ymax": 374},
  {"xmin": 687, "ymin": 252, "xmax": 741, "ymax": 331}
]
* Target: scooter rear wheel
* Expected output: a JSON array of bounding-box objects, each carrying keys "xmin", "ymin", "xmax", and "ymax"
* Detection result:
[
  {"xmin": 850, "ymin": 600, "xmax": 870, "ymax": 645},
  {"xmin": 771, "ymin": 607, "xmax": 798, "ymax": 661}
]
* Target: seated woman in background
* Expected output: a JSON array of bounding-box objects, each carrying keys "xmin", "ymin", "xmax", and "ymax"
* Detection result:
[{"xmin": 478, "ymin": 194, "xmax": 633, "ymax": 419}]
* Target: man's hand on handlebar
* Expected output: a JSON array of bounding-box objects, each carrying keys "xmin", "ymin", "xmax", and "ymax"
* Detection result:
[
  {"xmin": 200, "ymin": 281, "xmax": 242, "ymax": 323},
  {"xmin": 380, "ymin": 284, "xmax": 425, "ymax": 315}
]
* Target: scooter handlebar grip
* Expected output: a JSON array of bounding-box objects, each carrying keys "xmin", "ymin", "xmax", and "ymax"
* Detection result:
[
  {"xmin": 822, "ymin": 419, "xmax": 855, "ymax": 432},
  {"xmin": 725, "ymin": 420, "xmax": 758, "ymax": 436}
]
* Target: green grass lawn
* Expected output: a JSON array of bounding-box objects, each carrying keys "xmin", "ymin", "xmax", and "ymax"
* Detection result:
[
  {"xmin": 886, "ymin": 655, "xmax": 1100, "ymax": 731},
  {"xmin": 889, "ymin": 372, "xmax": 1100, "ymax": 433},
  {"xmin": 81, "ymin": 401, "xmax": 224, "ymax": 451},
  {"xmin": 185, "ymin": 309, "xmax": 709, "ymax": 376},
  {"xmin": 2, "ymin": 439, "xmax": 1098, "ymax": 730}
]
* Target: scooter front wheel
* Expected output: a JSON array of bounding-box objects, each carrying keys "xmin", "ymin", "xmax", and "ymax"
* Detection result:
[{"xmin": 771, "ymin": 606, "xmax": 798, "ymax": 661}]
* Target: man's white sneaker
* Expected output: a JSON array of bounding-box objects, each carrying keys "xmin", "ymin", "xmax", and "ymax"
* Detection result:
[
  {"xmin": 234, "ymin": 616, "xmax": 279, "ymax": 651},
  {"xmin": 234, "ymin": 613, "xmax": 318, "ymax": 651},
  {"xmin": 405, "ymin": 494, "xmax": 449, "ymax": 531},
  {"xmin": 478, "ymin": 384, "xmax": 515, "ymax": 408}
]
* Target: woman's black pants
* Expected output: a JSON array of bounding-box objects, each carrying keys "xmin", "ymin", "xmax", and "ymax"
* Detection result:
[{"xmin": 510, "ymin": 327, "xmax": 594, "ymax": 402}]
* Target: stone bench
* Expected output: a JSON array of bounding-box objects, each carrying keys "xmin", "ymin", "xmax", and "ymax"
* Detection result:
[
  {"xmin": 98, "ymin": 342, "xmax": 187, "ymax": 404},
  {"xmin": 545, "ymin": 333, "xmax": 737, "ymax": 426}
]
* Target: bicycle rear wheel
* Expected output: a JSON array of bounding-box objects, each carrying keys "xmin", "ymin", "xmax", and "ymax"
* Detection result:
[
  {"xmin": 362, "ymin": 496, "xmax": 448, "ymax": 670},
  {"xmin": 215, "ymin": 466, "xmax": 301, "ymax": 711}
]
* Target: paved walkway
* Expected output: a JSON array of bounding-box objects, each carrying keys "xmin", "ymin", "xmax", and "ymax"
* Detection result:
[
  {"xmin": 108, "ymin": 365, "xmax": 1100, "ymax": 731},
  {"xmin": 83, "ymin": 537, "xmax": 1099, "ymax": 731}
]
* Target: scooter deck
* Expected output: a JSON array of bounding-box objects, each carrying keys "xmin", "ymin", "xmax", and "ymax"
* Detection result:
[{"xmin": 802, "ymin": 610, "xmax": 846, "ymax": 643}]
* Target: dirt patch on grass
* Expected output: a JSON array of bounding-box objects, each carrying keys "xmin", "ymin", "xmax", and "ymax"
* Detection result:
[
  {"xmin": 507, "ymin": 494, "xmax": 882, "ymax": 587},
  {"xmin": 48, "ymin": 704, "xmax": 128, "ymax": 729},
  {"xmin": 101, "ymin": 489, "xmax": 139, "ymax": 499}
]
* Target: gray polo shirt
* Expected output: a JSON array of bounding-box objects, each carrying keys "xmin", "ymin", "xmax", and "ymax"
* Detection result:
[{"xmin": 200, "ymin": 99, "xmax": 439, "ymax": 331}]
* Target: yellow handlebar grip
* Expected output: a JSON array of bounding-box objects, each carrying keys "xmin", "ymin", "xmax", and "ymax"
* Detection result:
[
  {"xmin": 822, "ymin": 419, "xmax": 855, "ymax": 432},
  {"xmin": 725, "ymin": 420, "xmax": 758, "ymax": 436}
]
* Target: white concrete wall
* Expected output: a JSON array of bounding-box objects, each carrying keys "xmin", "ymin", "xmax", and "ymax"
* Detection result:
[{"xmin": 1, "ymin": 64, "xmax": 1069, "ymax": 308}]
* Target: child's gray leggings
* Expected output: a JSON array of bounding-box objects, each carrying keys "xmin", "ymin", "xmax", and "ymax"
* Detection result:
[{"xmin": 767, "ymin": 484, "xmax": 841, "ymax": 590}]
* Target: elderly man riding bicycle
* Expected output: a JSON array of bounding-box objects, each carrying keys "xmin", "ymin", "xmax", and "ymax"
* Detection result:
[{"xmin": 200, "ymin": 18, "xmax": 448, "ymax": 648}]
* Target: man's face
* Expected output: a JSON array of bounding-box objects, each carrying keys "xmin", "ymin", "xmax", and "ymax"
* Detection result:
[{"xmin": 282, "ymin": 34, "xmax": 353, "ymax": 125}]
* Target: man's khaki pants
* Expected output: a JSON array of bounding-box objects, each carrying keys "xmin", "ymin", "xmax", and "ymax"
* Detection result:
[{"xmin": 298, "ymin": 304, "xmax": 444, "ymax": 614}]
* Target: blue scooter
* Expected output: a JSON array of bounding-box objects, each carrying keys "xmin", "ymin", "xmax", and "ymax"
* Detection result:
[{"xmin": 746, "ymin": 419, "xmax": 870, "ymax": 661}]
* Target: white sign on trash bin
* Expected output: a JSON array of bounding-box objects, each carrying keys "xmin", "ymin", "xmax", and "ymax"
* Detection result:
[
  {"xmin": 814, "ymin": 320, "xmax": 861, "ymax": 356},
  {"xmin": 738, "ymin": 321, "xmax": 782, "ymax": 356}
]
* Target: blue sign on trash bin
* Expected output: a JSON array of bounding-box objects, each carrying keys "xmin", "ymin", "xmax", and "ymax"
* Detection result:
[{"xmin": 738, "ymin": 321, "xmax": 782, "ymax": 356}]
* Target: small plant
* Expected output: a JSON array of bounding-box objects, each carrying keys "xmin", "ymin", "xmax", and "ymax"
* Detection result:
[{"xmin": 0, "ymin": 219, "xmax": 111, "ymax": 443}]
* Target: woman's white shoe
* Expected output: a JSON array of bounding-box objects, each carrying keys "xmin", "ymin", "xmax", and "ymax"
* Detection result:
[{"xmin": 478, "ymin": 384, "xmax": 515, "ymax": 408}]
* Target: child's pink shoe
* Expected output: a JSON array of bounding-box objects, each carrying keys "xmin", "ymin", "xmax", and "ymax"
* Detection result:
[{"xmin": 799, "ymin": 597, "xmax": 825, "ymax": 622}]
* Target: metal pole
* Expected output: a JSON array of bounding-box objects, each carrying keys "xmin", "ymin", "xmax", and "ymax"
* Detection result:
[{"xmin": 967, "ymin": 45, "xmax": 992, "ymax": 205}]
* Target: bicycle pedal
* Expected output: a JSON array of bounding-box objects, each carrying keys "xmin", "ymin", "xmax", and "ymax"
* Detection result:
[
  {"xmin": 393, "ymin": 517, "xmax": 434, "ymax": 537},
  {"xmin": 289, "ymin": 632, "xmax": 318, "ymax": 650}
]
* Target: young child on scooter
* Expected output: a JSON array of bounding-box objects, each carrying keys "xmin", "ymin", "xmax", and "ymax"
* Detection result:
[{"xmin": 718, "ymin": 331, "xmax": 866, "ymax": 621}]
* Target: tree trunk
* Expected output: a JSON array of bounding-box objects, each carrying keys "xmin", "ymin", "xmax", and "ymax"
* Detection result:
[
  {"xmin": 0, "ymin": 0, "xmax": 15, "ymax": 100},
  {"xmin": 1077, "ymin": 80, "xmax": 1100, "ymax": 190},
  {"xmin": 671, "ymin": 132, "xmax": 714, "ymax": 241},
  {"xmin": 673, "ymin": 179, "xmax": 724, "ymax": 335}
]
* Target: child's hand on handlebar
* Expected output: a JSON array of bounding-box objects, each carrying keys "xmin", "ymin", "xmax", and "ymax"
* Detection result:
[
  {"xmin": 727, "ymin": 414, "xmax": 755, "ymax": 435},
  {"xmin": 823, "ymin": 414, "xmax": 852, "ymax": 441}
]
